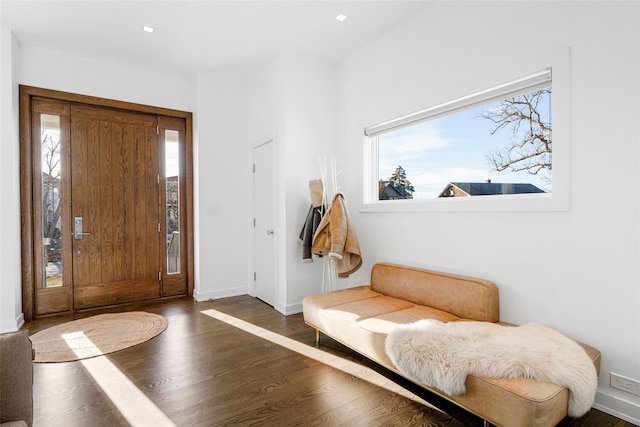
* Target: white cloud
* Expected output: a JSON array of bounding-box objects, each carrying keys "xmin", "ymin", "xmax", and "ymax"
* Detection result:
[
  {"xmin": 378, "ymin": 121, "xmax": 457, "ymax": 179},
  {"xmin": 380, "ymin": 121, "xmax": 454, "ymax": 155}
]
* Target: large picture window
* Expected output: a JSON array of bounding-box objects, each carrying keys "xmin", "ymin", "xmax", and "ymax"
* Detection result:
[
  {"xmin": 366, "ymin": 69, "xmax": 552, "ymax": 201},
  {"xmin": 361, "ymin": 45, "xmax": 572, "ymax": 214}
]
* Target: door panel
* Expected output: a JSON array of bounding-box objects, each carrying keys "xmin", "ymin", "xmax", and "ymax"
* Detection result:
[
  {"xmin": 253, "ymin": 140, "xmax": 276, "ymax": 306},
  {"xmin": 71, "ymin": 105, "xmax": 161, "ymax": 309}
]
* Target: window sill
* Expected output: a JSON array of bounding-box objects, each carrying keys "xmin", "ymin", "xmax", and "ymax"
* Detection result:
[{"xmin": 359, "ymin": 192, "xmax": 569, "ymax": 213}]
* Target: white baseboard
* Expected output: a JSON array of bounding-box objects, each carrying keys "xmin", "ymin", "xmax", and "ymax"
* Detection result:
[
  {"xmin": 0, "ymin": 312, "xmax": 24, "ymax": 333},
  {"xmin": 273, "ymin": 302, "xmax": 286, "ymax": 315},
  {"xmin": 594, "ymin": 389, "xmax": 640, "ymax": 426},
  {"xmin": 16, "ymin": 313, "xmax": 24, "ymax": 330},
  {"xmin": 284, "ymin": 302, "xmax": 302, "ymax": 315},
  {"xmin": 273, "ymin": 301, "xmax": 302, "ymax": 316},
  {"xmin": 193, "ymin": 286, "xmax": 250, "ymax": 302}
]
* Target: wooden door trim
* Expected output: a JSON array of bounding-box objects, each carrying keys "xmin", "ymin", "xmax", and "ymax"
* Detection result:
[{"xmin": 19, "ymin": 85, "xmax": 194, "ymax": 321}]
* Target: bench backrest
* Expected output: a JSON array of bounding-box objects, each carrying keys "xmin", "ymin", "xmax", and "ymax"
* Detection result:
[{"xmin": 370, "ymin": 263, "xmax": 499, "ymax": 322}]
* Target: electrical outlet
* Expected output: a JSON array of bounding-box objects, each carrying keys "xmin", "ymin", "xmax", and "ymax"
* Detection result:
[{"xmin": 610, "ymin": 373, "xmax": 640, "ymax": 396}]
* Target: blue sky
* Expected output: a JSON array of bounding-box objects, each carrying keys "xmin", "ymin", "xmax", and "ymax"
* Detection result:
[{"xmin": 378, "ymin": 95, "xmax": 551, "ymax": 199}]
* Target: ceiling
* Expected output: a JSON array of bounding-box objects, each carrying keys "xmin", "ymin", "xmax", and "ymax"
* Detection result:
[{"xmin": 1, "ymin": 0, "xmax": 428, "ymax": 78}]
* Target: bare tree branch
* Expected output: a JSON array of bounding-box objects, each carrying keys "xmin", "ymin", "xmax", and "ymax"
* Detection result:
[{"xmin": 481, "ymin": 89, "xmax": 551, "ymax": 180}]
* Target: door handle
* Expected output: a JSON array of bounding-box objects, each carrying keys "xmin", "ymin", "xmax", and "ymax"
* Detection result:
[
  {"xmin": 266, "ymin": 229, "xmax": 274, "ymax": 235},
  {"xmin": 74, "ymin": 217, "xmax": 91, "ymax": 239}
]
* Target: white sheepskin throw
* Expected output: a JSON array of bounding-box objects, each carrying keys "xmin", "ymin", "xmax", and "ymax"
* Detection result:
[{"xmin": 385, "ymin": 319, "xmax": 597, "ymax": 417}]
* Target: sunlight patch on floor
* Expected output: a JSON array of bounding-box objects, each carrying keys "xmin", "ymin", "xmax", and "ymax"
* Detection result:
[
  {"xmin": 63, "ymin": 332, "xmax": 176, "ymax": 427},
  {"xmin": 61, "ymin": 331, "xmax": 105, "ymax": 358},
  {"xmin": 200, "ymin": 308, "xmax": 436, "ymax": 409}
]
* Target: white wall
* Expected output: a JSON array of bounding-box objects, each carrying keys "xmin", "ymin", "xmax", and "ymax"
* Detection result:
[
  {"xmin": 192, "ymin": 69, "xmax": 251, "ymax": 301},
  {"xmin": 282, "ymin": 53, "xmax": 338, "ymax": 310},
  {"xmin": 336, "ymin": 1, "xmax": 639, "ymax": 422},
  {"xmin": 17, "ymin": 44, "xmax": 192, "ymax": 112},
  {"xmin": 0, "ymin": 27, "xmax": 23, "ymax": 332}
]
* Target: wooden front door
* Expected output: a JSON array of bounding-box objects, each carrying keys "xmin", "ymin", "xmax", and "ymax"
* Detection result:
[
  {"xmin": 21, "ymin": 86, "xmax": 193, "ymax": 319},
  {"xmin": 70, "ymin": 105, "xmax": 162, "ymax": 309}
]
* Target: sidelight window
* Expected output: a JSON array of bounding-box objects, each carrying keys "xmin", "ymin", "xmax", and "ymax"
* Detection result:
[
  {"xmin": 165, "ymin": 130, "xmax": 180, "ymax": 274},
  {"xmin": 41, "ymin": 114, "xmax": 64, "ymax": 288}
]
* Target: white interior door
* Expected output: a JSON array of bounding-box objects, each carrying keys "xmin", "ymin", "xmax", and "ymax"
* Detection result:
[{"xmin": 253, "ymin": 140, "xmax": 276, "ymax": 306}]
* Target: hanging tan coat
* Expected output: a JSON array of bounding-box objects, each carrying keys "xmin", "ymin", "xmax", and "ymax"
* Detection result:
[{"xmin": 311, "ymin": 193, "xmax": 362, "ymax": 277}]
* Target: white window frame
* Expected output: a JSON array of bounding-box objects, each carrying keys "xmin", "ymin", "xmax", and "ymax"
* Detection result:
[{"xmin": 361, "ymin": 47, "xmax": 570, "ymax": 213}]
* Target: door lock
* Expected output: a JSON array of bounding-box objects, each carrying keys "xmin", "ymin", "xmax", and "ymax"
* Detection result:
[{"xmin": 266, "ymin": 229, "xmax": 274, "ymax": 235}]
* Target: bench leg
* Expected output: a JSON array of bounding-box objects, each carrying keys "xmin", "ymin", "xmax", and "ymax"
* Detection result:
[{"xmin": 315, "ymin": 329, "xmax": 320, "ymax": 345}]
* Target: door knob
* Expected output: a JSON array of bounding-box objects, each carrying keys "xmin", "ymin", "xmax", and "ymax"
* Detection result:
[{"xmin": 266, "ymin": 229, "xmax": 274, "ymax": 235}]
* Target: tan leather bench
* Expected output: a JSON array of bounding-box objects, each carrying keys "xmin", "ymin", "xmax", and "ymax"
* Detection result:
[{"xmin": 303, "ymin": 262, "xmax": 601, "ymax": 427}]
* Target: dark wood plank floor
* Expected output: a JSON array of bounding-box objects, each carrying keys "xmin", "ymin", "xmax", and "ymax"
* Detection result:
[{"xmin": 21, "ymin": 295, "xmax": 632, "ymax": 427}]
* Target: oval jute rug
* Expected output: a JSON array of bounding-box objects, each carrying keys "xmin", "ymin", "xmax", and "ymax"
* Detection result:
[{"xmin": 30, "ymin": 311, "xmax": 168, "ymax": 363}]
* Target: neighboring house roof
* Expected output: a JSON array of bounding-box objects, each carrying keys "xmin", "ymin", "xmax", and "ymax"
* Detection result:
[
  {"xmin": 380, "ymin": 180, "xmax": 413, "ymax": 200},
  {"xmin": 439, "ymin": 182, "xmax": 545, "ymax": 197}
]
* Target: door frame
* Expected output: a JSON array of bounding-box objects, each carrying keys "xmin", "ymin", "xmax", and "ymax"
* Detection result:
[{"xmin": 19, "ymin": 85, "xmax": 194, "ymax": 321}]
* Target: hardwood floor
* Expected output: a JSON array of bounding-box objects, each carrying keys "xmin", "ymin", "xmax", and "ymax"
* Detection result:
[{"xmin": 21, "ymin": 295, "xmax": 633, "ymax": 427}]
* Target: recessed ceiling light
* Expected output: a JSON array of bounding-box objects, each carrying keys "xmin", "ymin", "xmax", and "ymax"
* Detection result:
[
  {"xmin": 142, "ymin": 25, "xmax": 154, "ymax": 33},
  {"xmin": 335, "ymin": 14, "xmax": 348, "ymax": 22}
]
